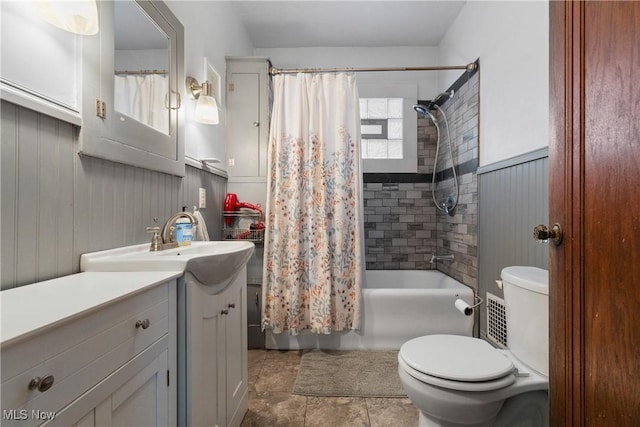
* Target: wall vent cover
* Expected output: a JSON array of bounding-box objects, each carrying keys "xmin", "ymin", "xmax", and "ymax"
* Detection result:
[{"xmin": 486, "ymin": 292, "xmax": 507, "ymax": 348}]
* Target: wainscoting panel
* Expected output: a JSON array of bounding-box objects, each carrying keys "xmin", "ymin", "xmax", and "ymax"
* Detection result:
[
  {"xmin": 74, "ymin": 155, "xmax": 183, "ymax": 267},
  {"xmin": 1, "ymin": 100, "xmax": 227, "ymax": 290},
  {"xmin": 1, "ymin": 103, "xmax": 76, "ymax": 288},
  {"xmin": 478, "ymin": 154, "xmax": 548, "ymax": 336}
]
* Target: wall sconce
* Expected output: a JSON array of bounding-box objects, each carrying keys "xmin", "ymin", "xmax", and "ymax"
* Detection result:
[
  {"xmin": 186, "ymin": 76, "xmax": 219, "ymax": 125},
  {"xmin": 37, "ymin": 0, "xmax": 99, "ymax": 35}
]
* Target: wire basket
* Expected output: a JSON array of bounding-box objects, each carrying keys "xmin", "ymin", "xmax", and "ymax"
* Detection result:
[
  {"xmin": 223, "ymin": 227, "xmax": 264, "ymax": 242},
  {"xmin": 223, "ymin": 210, "xmax": 264, "ymax": 242}
]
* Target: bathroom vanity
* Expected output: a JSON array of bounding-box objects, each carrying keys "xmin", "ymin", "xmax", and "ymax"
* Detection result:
[
  {"xmin": 80, "ymin": 241, "xmax": 254, "ymax": 427},
  {"xmin": 0, "ymin": 272, "xmax": 181, "ymax": 427},
  {"xmin": 179, "ymin": 269, "xmax": 248, "ymax": 427}
]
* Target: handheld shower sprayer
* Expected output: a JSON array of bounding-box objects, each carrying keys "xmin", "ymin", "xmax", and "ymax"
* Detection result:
[
  {"xmin": 412, "ymin": 104, "xmax": 437, "ymax": 121},
  {"xmin": 413, "ymin": 92, "xmax": 459, "ymax": 216}
]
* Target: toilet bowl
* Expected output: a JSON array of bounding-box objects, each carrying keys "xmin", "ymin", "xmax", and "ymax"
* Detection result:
[{"xmin": 398, "ymin": 266, "xmax": 549, "ymax": 427}]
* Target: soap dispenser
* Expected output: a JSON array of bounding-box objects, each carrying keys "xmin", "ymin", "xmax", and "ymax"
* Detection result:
[{"xmin": 175, "ymin": 206, "xmax": 193, "ymax": 246}]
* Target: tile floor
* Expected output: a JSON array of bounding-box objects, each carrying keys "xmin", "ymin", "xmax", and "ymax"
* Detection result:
[{"xmin": 241, "ymin": 350, "xmax": 419, "ymax": 427}]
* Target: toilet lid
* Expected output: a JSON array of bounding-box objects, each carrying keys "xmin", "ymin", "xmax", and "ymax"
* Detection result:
[{"xmin": 399, "ymin": 335, "xmax": 514, "ymax": 382}]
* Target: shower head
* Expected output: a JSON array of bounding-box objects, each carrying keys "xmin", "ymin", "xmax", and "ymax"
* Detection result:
[
  {"xmin": 413, "ymin": 104, "xmax": 437, "ymax": 122},
  {"xmin": 414, "ymin": 90, "xmax": 455, "ymax": 119}
]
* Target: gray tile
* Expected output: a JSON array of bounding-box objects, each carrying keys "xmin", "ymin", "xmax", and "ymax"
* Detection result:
[
  {"xmin": 305, "ymin": 397, "xmax": 369, "ymax": 427},
  {"xmin": 249, "ymin": 349, "xmax": 267, "ymax": 365},
  {"xmin": 255, "ymin": 360, "xmax": 300, "ymax": 393},
  {"xmin": 366, "ymin": 398, "xmax": 419, "ymax": 427},
  {"xmin": 241, "ymin": 392, "xmax": 307, "ymax": 427}
]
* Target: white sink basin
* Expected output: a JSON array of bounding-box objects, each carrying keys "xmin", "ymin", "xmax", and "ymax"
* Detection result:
[{"xmin": 81, "ymin": 241, "xmax": 255, "ymax": 292}]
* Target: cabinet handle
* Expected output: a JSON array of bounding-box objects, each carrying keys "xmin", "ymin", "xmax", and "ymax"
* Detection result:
[
  {"xmin": 135, "ymin": 319, "xmax": 151, "ymax": 329},
  {"xmin": 28, "ymin": 375, "xmax": 55, "ymax": 393},
  {"xmin": 227, "ymin": 303, "xmax": 235, "ymax": 309},
  {"xmin": 221, "ymin": 309, "xmax": 229, "ymax": 315}
]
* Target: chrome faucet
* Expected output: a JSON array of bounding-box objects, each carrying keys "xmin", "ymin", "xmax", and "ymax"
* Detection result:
[
  {"xmin": 430, "ymin": 254, "xmax": 455, "ymax": 264},
  {"xmin": 145, "ymin": 212, "xmax": 199, "ymax": 251},
  {"xmin": 160, "ymin": 212, "xmax": 198, "ymax": 249}
]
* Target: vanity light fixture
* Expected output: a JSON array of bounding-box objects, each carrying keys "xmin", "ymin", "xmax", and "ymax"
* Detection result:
[
  {"xmin": 186, "ymin": 76, "xmax": 219, "ymax": 125},
  {"xmin": 37, "ymin": 0, "xmax": 99, "ymax": 35}
]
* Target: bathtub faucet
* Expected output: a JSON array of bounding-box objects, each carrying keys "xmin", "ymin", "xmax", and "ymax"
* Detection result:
[{"xmin": 430, "ymin": 254, "xmax": 455, "ymax": 264}]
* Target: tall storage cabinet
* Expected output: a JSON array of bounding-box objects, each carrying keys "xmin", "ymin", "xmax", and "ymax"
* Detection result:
[
  {"xmin": 225, "ymin": 58, "xmax": 270, "ymax": 181},
  {"xmin": 226, "ymin": 57, "xmax": 269, "ymax": 351}
]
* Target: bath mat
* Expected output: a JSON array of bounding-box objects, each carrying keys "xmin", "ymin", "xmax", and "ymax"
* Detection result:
[{"xmin": 292, "ymin": 350, "xmax": 406, "ymax": 397}]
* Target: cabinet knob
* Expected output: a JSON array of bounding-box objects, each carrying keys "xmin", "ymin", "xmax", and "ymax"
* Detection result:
[
  {"xmin": 135, "ymin": 318, "xmax": 151, "ymax": 329},
  {"xmin": 28, "ymin": 375, "xmax": 55, "ymax": 393},
  {"xmin": 221, "ymin": 309, "xmax": 229, "ymax": 315},
  {"xmin": 252, "ymin": 121, "xmax": 260, "ymax": 127},
  {"xmin": 227, "ymin": 303, "xmax": 235, "ymax": 309}
]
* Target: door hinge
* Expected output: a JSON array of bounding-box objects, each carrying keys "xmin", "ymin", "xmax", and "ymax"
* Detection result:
[
  {"xmin": 167, "ymin": 370, "xmax": 170, "ymax": 387},
  {"xmin": 228, "ymin": 83, "xmax": 235, "ymax": 92},
  {"xmin": 96, "ymin": 99, "xmax": 106, "ymax": 119}
]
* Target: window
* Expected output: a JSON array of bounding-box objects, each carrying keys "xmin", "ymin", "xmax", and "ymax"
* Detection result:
[
  {"xmin": 358, "ymin": 84, "xmax": 417, "ymax": 173},
  {"xmin": 360, "ymin": 98, "xmax": 404, "ymax": 159}
]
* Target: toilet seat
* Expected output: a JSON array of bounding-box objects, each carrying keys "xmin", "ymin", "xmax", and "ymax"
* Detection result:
[{"xmin": 399, "ymin": 335, "xmax": 516, "ymax": 392}]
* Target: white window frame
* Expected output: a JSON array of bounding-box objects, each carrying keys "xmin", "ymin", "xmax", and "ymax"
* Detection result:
[{"xmin": 358, "ymin": 84, "xmax": 417, "ymax": 173}]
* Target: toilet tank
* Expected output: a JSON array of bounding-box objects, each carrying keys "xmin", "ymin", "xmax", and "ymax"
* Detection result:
[{"xmin": 501, "ymin": 266, "xmax": 549, "ymax": 377}]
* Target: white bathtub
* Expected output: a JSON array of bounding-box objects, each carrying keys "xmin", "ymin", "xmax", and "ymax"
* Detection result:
[{"xmin": 265, "ymin": 270, "xmax": 475, "ymax": 350}]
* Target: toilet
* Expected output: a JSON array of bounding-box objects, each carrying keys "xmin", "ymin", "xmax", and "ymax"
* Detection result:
[{"xmin": 398, "ymin": 266, "xmax": 549, "ymax": 427}]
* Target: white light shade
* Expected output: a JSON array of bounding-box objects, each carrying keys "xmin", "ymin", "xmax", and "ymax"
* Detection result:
[
  {"xmin": 195, "ymin": 95, "xmax": 219, "ymax": 125},
  {"xmin": 37, "ymin": 0, "xmax": 99, "ymax": 35}
]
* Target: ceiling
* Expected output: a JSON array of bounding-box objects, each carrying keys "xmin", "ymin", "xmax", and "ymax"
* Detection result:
[{"xmin": 229, "ymin": 1, "xmax": 467, "ymax": 48}]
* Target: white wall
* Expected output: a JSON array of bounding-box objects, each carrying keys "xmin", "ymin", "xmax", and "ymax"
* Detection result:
[
  {"xmin": 255, "ymin": 47, "xmax": 442, "ymax": 99},
  {"xmin": 1, "ymin": 1, "xmax": 80, "ymax": 112},
  {"xmin": 438, "ymin": 1, "xmax": 549, "ymax": 166},
  {"xmin": 166, "ymin": 1, "xmax": 254, "ymax": 168}
]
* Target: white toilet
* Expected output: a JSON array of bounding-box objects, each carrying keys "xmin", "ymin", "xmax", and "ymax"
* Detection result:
[{"xmin": 398, "ymin": 266, "xmax": 549, "ymax": 427}]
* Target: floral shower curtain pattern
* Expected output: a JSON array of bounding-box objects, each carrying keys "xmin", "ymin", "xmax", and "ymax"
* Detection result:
[{"xmin": 262, "ymin": 72, "xmax": 364, "ymax": 335}]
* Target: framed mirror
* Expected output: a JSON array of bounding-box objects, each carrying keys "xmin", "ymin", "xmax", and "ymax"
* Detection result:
[
  {"xmin": 113, "ymin": 0, "xmax": 170, "ymax": 135},
  {"xmin": 80, "ymin": 0, "xmax": 184, "ymax": 176}
]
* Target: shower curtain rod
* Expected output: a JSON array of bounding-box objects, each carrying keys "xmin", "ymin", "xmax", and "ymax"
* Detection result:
[{"xmin": 268, "ymin": 62, "xmax": 477, "ymax": 76}]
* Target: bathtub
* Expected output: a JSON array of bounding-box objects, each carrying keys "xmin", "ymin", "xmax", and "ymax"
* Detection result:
[{"xmin": 265, "ymin": 270, "xmax": 475, "ymax": 350}]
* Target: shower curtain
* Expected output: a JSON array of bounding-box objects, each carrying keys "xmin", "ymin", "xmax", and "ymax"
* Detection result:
[
  {"xmin": 114, "ymin": 74, "xmax": 169, "ymax": 133},
  {"xmin": 262, "ymin": 72, "xmax": 364, "ymax": 335}
]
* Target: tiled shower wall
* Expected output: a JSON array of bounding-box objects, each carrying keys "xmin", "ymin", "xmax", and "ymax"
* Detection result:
[
  {"xmin": 363, "ymin": 181, "xmax": 437, "ymax": 270},
  {"xmin": 434, "ymin": 73, "xmax": 479, "ymax": 287},
  {"xmin": 364, "ymin": 72, "xmax": 479, "ymax": 290}
]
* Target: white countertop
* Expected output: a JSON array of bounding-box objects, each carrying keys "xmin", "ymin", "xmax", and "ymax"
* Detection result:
[{"xmin": 0, "ymin": 271, "xmax": 182, "ymax": 347}]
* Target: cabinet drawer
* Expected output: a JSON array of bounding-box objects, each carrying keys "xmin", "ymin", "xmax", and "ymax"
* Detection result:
[{"xmin": 1, "ymin": 282, "xmax": 169, "ymax": 425}]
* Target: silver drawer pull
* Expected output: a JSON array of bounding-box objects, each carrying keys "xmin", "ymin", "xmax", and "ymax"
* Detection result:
[
  {"xmin": 28, "ymin": 375, "xmax": 55, "ymax": 392},
  {"xmin": 135, "ymin": 319, "xmax": 150, "ymax": 329}
]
